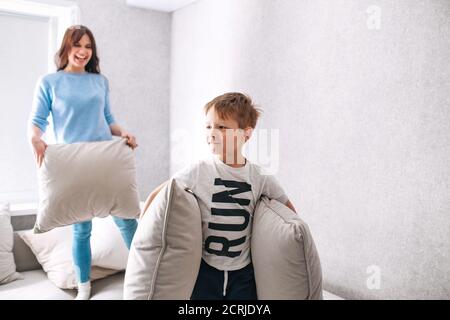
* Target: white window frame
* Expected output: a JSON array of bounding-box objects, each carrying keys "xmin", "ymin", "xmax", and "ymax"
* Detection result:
[
  {"xmin": 0, "ymin": 0, "xmax": 80, "ymax": 214},
  {"xmin": 0, "ymin": 0, "xmax": 80, "ymax": 73}
]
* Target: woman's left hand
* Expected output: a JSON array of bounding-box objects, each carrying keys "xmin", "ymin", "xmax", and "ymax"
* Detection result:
[{"xmin": 122, "ymin": 132, "xmax": 138, "ymax": 149}]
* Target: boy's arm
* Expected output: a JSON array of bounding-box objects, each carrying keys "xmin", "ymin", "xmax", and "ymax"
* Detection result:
[
  {"xmin": 285, "ymin": 199, "xmax": 297, "ymax": 213},
  {"xmin": 262, "ymin": 174, "xmax": 297, "ymax": 213},
  {"xmin": 140, "ymin": 180, "xmax": 169, "ymax": 219}
]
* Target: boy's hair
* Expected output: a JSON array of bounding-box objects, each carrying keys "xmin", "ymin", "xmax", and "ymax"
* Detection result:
[{"xmin": 204, "ymin": 92, "xmax": 262, "ymax": 129}]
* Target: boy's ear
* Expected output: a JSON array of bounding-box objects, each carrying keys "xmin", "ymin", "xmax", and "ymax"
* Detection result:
[{"xmin": 244, "ymin": 127, "xmax": 253, "ymax": 141}]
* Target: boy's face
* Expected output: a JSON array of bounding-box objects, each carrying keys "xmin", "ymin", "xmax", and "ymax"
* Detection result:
[{"xmin": 205, "ymin": 107, "xmax": 252, "ymax": 165}]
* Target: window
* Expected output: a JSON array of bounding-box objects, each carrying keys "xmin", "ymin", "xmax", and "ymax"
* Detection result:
[{"xmin": 0, "ymin": 0, "xmax": 79, "ymax": 208}]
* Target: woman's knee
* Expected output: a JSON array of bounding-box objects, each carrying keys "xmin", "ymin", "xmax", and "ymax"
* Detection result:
[
  {"xmin": 73, "ymin": 221, "xmax": 92, "ymax": 240},
  {"xmin": 112, "ymin": 216, "xmax": 138, "ymax": 231}
]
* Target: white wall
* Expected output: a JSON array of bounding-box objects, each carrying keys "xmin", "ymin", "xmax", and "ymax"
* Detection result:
[
  {"xmin": 74, "ymin": 0, "xmax": 171, "ymax": 198},
  {"xmin": 171, "ymin": 0, "xmax": 450, "ymax": 299}
]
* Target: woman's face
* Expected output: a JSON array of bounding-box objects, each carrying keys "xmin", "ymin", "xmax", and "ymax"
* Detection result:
[{"xmin": 67, "ymin": 34, "xmax": 92, "ymax": 70}]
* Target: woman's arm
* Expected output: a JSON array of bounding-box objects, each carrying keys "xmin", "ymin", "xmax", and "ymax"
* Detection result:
[
  {"xmin": 140, "ymin": 180, "xmax": 169, "ymax": 219},
  {"xmin": 29, "ymin": 77, "xmax": 51, "ymax": 167},
  {"xmin": 109, "ymin": 123, "xmax": 138, "ymax": 149},
  {"xmin": 28, "ymin": 125, "xmax": 47, "ymax": 168}
]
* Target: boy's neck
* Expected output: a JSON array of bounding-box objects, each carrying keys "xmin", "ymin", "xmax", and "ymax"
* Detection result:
[{"xmin": 216, "ymin": 153, "xmax": 247, "ymax": 168}]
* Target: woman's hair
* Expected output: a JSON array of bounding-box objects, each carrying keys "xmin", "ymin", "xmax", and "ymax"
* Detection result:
[{"xmin": 55, "ymin": 25, "xmax": 100, "ymax": 73}]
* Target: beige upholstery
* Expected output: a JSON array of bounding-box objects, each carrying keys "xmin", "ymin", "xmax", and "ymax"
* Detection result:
[
  {"xmin": 0, "ymin": 212, "xmax": 22, "ymax": 285},
  {"xmin": 124, "ymin": 190, "xmax": 323, "ymax": 300},
  {"xmin": 124, "ymin": 179, "xmax": 202, "ymax": 300},
  {"xmin": 18, "ymin": 216, "xmax": 128, "ymax": 289},
  {"xmin": 34, "ymin": 138, "xmax": 140, "ymax": 233},
  {"xmin": 251, "ymin": 196, "xmax": 323, "ymax": 299}
]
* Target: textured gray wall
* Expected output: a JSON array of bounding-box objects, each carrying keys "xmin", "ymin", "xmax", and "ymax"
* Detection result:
[
  {"xmin": 74, "ymin": 0, "xmax": 171, "ymax": 199},
  {"xmin": 171, "ymin": 0, "xmax": 450, "ymax": 299}
]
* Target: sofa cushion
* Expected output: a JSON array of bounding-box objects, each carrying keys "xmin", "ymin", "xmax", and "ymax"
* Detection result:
[
  {"xmin": 19, "ymin": 216, "xmax": 129, "ymax": 289},
  {"xmin": 0, "ymin": 210, "xmax": 22, "ymax": 285},
  {"xmin": 34, "ymin": 138, "xmax": 140, "ymax": 233},
  {"xmin": 251, "ymin": 196, "xmax": 323, "ymax": 299},
  {"xmin": 124, "ymin": 179, "xmax": 202, "ymax": 300}
]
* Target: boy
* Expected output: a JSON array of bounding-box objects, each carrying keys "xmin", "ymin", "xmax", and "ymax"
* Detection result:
[{"xmin": 141, "ymin": 92, "xmax": 296, "ymax": 299}]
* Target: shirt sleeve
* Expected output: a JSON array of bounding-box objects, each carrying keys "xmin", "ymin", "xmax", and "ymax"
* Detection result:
[
  {"xmin": 29, "ymin": 76, "xmax": 51, "ymax": 133},
  {"xmin": 172, "ymin": 162, "xmax": 200, "ymax": 191},
  {"xmin": 261, "ymin": 174, "xmax": 289, "ymax": 204},
  {"xmin": 103, "ymin": 77, "xmax": 116, "ymax": 125}
]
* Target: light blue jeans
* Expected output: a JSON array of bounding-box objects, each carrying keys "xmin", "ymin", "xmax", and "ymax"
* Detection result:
[{"xmin": 72, "ymin": 217, "xmax": 138, "ymax": 283}]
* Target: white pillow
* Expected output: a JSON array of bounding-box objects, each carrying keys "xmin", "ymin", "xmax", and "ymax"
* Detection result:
[
  {"xmin": 124, "ymin": 179, "xmax": 202, "ymax": 300},
  {"xmin": 19, "ymin": 216, "xmax": 129, "ymax": 289},
  {"xmin": 34, "ymin": 138, "xmax": 141, "ymax": 233},
  {"xmin": 251, "ymin": 196, "xmax": 323, "ymax": 299},
  {"xmin": 0, "ymin": 207, "xmax": 22, "ymax": 285}
]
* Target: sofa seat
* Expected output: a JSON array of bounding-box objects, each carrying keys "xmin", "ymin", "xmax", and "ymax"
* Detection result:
[
  {"xmin": 2, "ymin": 213, "xmax": 344, "ymax": 300},
  {"xmin": 0, "ymin": 270, "xmax": 125, "ymax": 300},
  {"xmin": 0, "ymin": 269, "xmax": 342, "ymax": 300}
]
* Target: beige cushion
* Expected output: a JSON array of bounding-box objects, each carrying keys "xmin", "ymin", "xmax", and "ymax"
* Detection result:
[
  {"xmin": 34, "ymin": 138, "xmax": 140, "ymax": 233},
  {"xmin": 0, "ymin": 210, "xmax": 22, "ymax": 285},
  {"xmin": 251, "ymin": 196, "xmax": 323, "ymax": 299},
  {"xmin": 19, "ymin": 216, "xmax": 129, "ymax": 289},
  {"xmin": 124, "ymin": 179, "xmax": 202, "ymax": 300}
]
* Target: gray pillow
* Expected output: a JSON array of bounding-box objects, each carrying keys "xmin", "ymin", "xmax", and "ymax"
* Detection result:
[
  {"xmin": 123, "ymin": 179, "xmax": 202, "ymax": 300},
  {"xmin": 251, "ymin": 196, "xmax": 323, "ymax": 299},
  {"xmin": 34, "ymin": 138, "xmax": 140, "ymax": 233},
  {"xmin": 0, "ymin": 212, "xmax": 22, "ymax": 285}
]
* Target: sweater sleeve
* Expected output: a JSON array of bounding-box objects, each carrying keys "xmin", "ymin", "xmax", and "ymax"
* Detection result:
[
  {"xmin": 103, "ymin": 77, "xmax": 116, "ymax": 125},
  {"xmin": 29, "ymin": 76, "xmax": 51, "ymax": 133}
]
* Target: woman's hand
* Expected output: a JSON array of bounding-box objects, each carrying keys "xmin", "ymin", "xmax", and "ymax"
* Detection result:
[
  {"xmin": 122, "ymin": 132, "xmax": 138, "ymax": 149},
  {"xmin": 109, "ymin": 124, "xmax": 138, "ymax": 149},
  {"xmin": 30, "ymin": 136, "xmax": 47, "ymax": 168}
]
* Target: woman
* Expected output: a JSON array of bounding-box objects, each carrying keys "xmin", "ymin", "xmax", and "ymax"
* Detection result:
[{"xmin": 28, "ymin": 25, "xmax": 138, "ymax": 300}]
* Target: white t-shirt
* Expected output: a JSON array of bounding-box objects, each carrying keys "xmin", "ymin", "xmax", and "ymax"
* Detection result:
[{"xmin": 172, "ymin": 155, "xmax": 288, "ymax": 271}]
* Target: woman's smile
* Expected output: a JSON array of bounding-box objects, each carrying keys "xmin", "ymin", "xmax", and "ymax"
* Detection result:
[{"xmin": 74, "ymin": 53, "xmax": 88, "ymax": 63}]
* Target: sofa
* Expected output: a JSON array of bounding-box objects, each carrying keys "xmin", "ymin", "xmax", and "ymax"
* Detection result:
[{"xmin": 0, "ymin": 213, "xmax": 343, "ymax": 300}]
